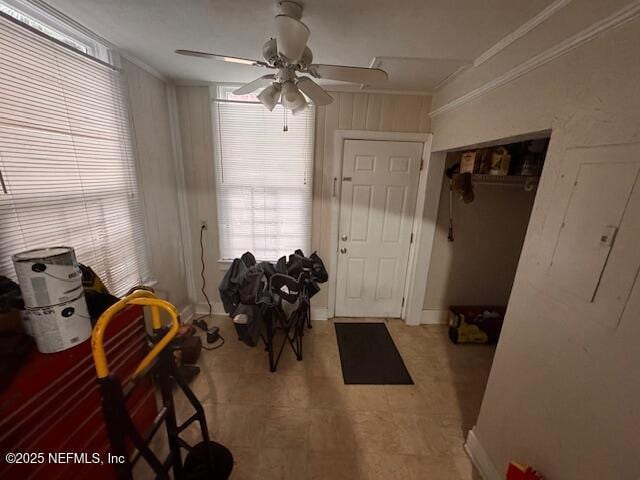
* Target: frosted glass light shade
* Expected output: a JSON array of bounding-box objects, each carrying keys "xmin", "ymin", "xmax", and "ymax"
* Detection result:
[
  {"xmin": 281, "ymin": 81, "xmax": 304, "ymax": 110},
  {"xmin": 275, "ymin": 15, "xmax": 309, "ymax": 62},
  {"xmin": 257, "ymin": 83, "xmax": 281, "ymax": 111},
  {"xmin": 292, "ymin": 98, "xmax": 308, "ymax": 115}
]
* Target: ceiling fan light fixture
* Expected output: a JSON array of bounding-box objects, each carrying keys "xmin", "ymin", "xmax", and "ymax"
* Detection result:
[
  {"xmin": 177, "ymin": 0, "xmax": 388, "ymax": 113},
  {"xmin": 281, "ymin": 80, "xmax": 304, "ymax": 110},
  {"xmin": 291, "ymin": 98, "xmax": 308, "ymax": 115},
  {"xmin": 275, "ymin": 14, "xmax": 310, "ymax": 62},
  {"xmin": 257, "ymin": 83, "xmax": 282, "ymax": 111}
]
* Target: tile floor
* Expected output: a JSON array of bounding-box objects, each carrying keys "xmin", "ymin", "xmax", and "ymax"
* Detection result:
[{"xmin": 139, "ymin": 316, "xmax": 495, "ymax": 479}]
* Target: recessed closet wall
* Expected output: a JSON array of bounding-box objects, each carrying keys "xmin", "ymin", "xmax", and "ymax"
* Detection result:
[{"xmin": 423, "ymin": 152, "xmax": 536, "ymax": 318}]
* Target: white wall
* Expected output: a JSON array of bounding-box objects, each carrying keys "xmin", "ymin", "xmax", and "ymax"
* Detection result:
[
  {"xmin": 174, "ymin": 88, "xmax": 432, "ymax": 310},
  {"xmin": 430, "ymin": 11, "xmax": 640, "ymax": 480},
  {"xmin": 122, "ymin": 60, "xmax": 190, "ymax": 310}
]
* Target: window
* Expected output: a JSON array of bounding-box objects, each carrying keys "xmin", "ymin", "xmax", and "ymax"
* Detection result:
[
  {"xmin": 213, "ymin": 85, "xmax": 314, "ymax": 261},
  {"xmin": 0, "ymin": 0, "xmax": 109, "ymax": 61},
  {"xmin": 0, "ymin": 9, "xmax": 151, "ymax": 295}
]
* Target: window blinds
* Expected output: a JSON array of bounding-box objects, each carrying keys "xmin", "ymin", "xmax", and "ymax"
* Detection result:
[
  {"xmin": 0, "ymin": 14, "xmax": 151, "ymax": 295},
  {"xmin": 214, "ymin": 99, "xmax": 314, "ymax": 261}
]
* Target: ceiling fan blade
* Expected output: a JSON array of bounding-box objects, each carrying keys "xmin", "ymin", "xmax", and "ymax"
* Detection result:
[
  {"xmin": 175, "ymin": 49, "xmax": 264, "ymax": 67},
  {"xmin": 296, "ymin": 77, "xmax": 333, "ymax": 106},
  {"xmin": 233, "ymin": 75, "xmax": 276, "ymax": 96},
  {"xmin": 308, "ymin": 64, "xmax": 388, "ymax": 84},
  {"xmin": 275, "ymin": 15, "xmax": 310, "ymax": 62}
]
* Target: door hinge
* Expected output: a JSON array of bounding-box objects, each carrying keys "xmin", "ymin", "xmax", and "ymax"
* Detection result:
[
  {"xmin": 420, "ymin": 159, "xmax": 424, "ymax": 171},
  {"xmin": 410, "ymin": 233, "xmax": 414, "ymax": 243},
  {"xmin": 401, "ymin": 297, "xmax": 405, "ymax": 307}
]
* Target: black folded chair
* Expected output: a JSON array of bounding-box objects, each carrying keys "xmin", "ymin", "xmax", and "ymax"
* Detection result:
[
  {"xmin": 218, "ymin": 250, "xmax": 326, "ymax": 373},
  {"xmin": 261, "ymin": 273, "xmax": 309, "ymax": 372},
  {"xmin": 289, "ymin": 250, "xmax": 328, "ymax": 331}
]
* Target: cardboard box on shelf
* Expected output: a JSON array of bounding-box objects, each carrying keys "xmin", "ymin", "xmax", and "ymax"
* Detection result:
[
  {"xmin": 490, "ymin": 147, "xmax": 511, "ymax": 175},
  {"xmin": 459, "ymin": 151, "xmax": 477, "ymax": 173},
  {"xmin": 460, "ymin": 149, "xmax": 491, "ymax": 174}
]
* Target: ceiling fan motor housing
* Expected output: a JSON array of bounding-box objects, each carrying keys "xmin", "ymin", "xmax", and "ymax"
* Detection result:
[
  {"xmin": 277, "ymin": 1, "xmax": 303, "ymax": 20},
  {"xmin": 275, "ymin": 66, "xmax": 296, "ymax": 84}
]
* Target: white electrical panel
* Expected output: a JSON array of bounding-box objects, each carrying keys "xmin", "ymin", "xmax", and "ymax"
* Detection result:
[
  {"xmin": 545, "ymin": 143, "xmax": 640, "ymax": 328},
  {"xmin": 548, "ymin": 162, "xmax": 639, "ymax": 302}
]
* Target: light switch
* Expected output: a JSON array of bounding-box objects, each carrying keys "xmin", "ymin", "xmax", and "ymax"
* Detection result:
[{"xmin": 599, "ymin": 226, "xmax": 618, "ymax": 247}]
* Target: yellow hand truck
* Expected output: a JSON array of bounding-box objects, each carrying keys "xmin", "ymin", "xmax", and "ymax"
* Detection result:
[{"xmin": 91, "ymin": 290, "xmax": 233, "ymax": 479}]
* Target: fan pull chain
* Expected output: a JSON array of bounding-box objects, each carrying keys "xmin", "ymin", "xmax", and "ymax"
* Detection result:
[{"xmin": 283, "ymin": 108, "xmax": 288, "ymax": 132}]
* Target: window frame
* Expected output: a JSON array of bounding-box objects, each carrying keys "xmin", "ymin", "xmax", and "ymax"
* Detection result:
[
  {"xmin": 0, "ymin": 3, "xmax": 153, "ymax": 294},
  {"xmin": 0, "ymin": 0, "xmax": 112, "ymax": 63},
  {"xmin": 209, "ymin": 84, "xmax": 315, "ymax": 264}
]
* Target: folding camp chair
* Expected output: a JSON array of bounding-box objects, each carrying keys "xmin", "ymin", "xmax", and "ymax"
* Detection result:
[
  {"xmin": 289, "ymin": 250, "xmax": 328, "ymax": 331},
  {"xmin": 261, "ymin": 273, "xmax": 309, "ymax": 372}
]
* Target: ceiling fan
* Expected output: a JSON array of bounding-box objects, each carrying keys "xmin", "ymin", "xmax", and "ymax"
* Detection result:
[{"xmin": 176, "ymin": 1, "xmax": 388, "ymax": 113}]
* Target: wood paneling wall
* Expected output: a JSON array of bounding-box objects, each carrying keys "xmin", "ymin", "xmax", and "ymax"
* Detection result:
[
  {"xmin": 174, "ymin": 87, "xmax": 432, "ymax": 309},
  {"xmin": 175, "ymin": 86, "xmax": 224, "ymax": 309},
  {"xmin": 122, "ymin": 60, "xmax": 189, "ymax": 309}
]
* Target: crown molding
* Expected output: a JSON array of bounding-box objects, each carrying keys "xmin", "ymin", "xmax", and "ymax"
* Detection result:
[
  {"xmin": 30, "ymin": 0, "xmax": 167, "ymax": 81},
  {"xmin": 434, "ymin": 0, "xmax": 572, "ymax": 91},
  {"xmin": 432, "ymin": 64, "xmax": 471, "ymax": 91},
  {"xmin": 430, "ymin": 0, "xmax": 640, "ymax": 118},
  {"xmin": 474, "ymin": 0, "xmax": 573, "ymax": 68}
]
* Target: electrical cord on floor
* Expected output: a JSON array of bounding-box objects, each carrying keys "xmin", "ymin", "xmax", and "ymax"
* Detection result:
[{"xmin": 192, "ymin": 224, "xmax": 225, "ymax": 350}]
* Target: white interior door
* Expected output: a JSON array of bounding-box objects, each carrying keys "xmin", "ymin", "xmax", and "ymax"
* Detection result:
[{"xmin": 335, "ymin": 140, "xmax": 423, "ymax": 317}]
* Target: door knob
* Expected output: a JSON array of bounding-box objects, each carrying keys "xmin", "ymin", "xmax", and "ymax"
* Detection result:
[
  {"xmin": 340, "ymin": 247, "xmax": 347, "ymax": 254},
  {"xmin": 341, "ymin": 233, "xmax": 348, "ymax": 241}
]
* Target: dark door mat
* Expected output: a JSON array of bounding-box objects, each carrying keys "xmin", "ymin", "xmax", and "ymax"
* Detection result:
[{"xmin": 334, "ymin": 322, "xmax": 413, "ymax": 385}]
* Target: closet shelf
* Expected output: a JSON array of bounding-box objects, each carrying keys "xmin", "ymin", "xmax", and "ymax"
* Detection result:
[{"xmin": 458, "ymin": 173, "xmax": 540, "ymax": 188}]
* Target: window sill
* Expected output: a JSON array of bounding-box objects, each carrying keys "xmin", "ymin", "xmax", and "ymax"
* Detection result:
[
  {"xmin": 217, "ymin": 258, "xmax": 282, "ymax": 271},
  {"xmin": 218, "ymin": 260, "xmax": 232, "ymax": 271}
]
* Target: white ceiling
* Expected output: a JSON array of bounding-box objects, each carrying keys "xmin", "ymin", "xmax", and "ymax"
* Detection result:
[{"xmin": 45, "ymin": 0, "xmax": 556, "ymax": 91}]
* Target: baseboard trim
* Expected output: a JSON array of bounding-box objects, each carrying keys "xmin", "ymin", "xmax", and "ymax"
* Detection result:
[
  {"xmin": 421, "ymin": 309, "xmax": 449, "ymax": 325},
  {"xmin": 180, "ymin": 304, "xmax": 194, "ymax": 324},
  {"xmin": 194, "ymin": 302, "xmax": 227, "ymax": 316},
  {"xmin": 465, "ymin": 428, "xmax": 502, "ymax": 480}
]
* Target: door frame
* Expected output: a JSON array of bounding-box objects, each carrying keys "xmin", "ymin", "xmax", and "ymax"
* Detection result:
[{"xmin": 328, "ymin": 130, "xmax": 444, "ymax": 325}]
